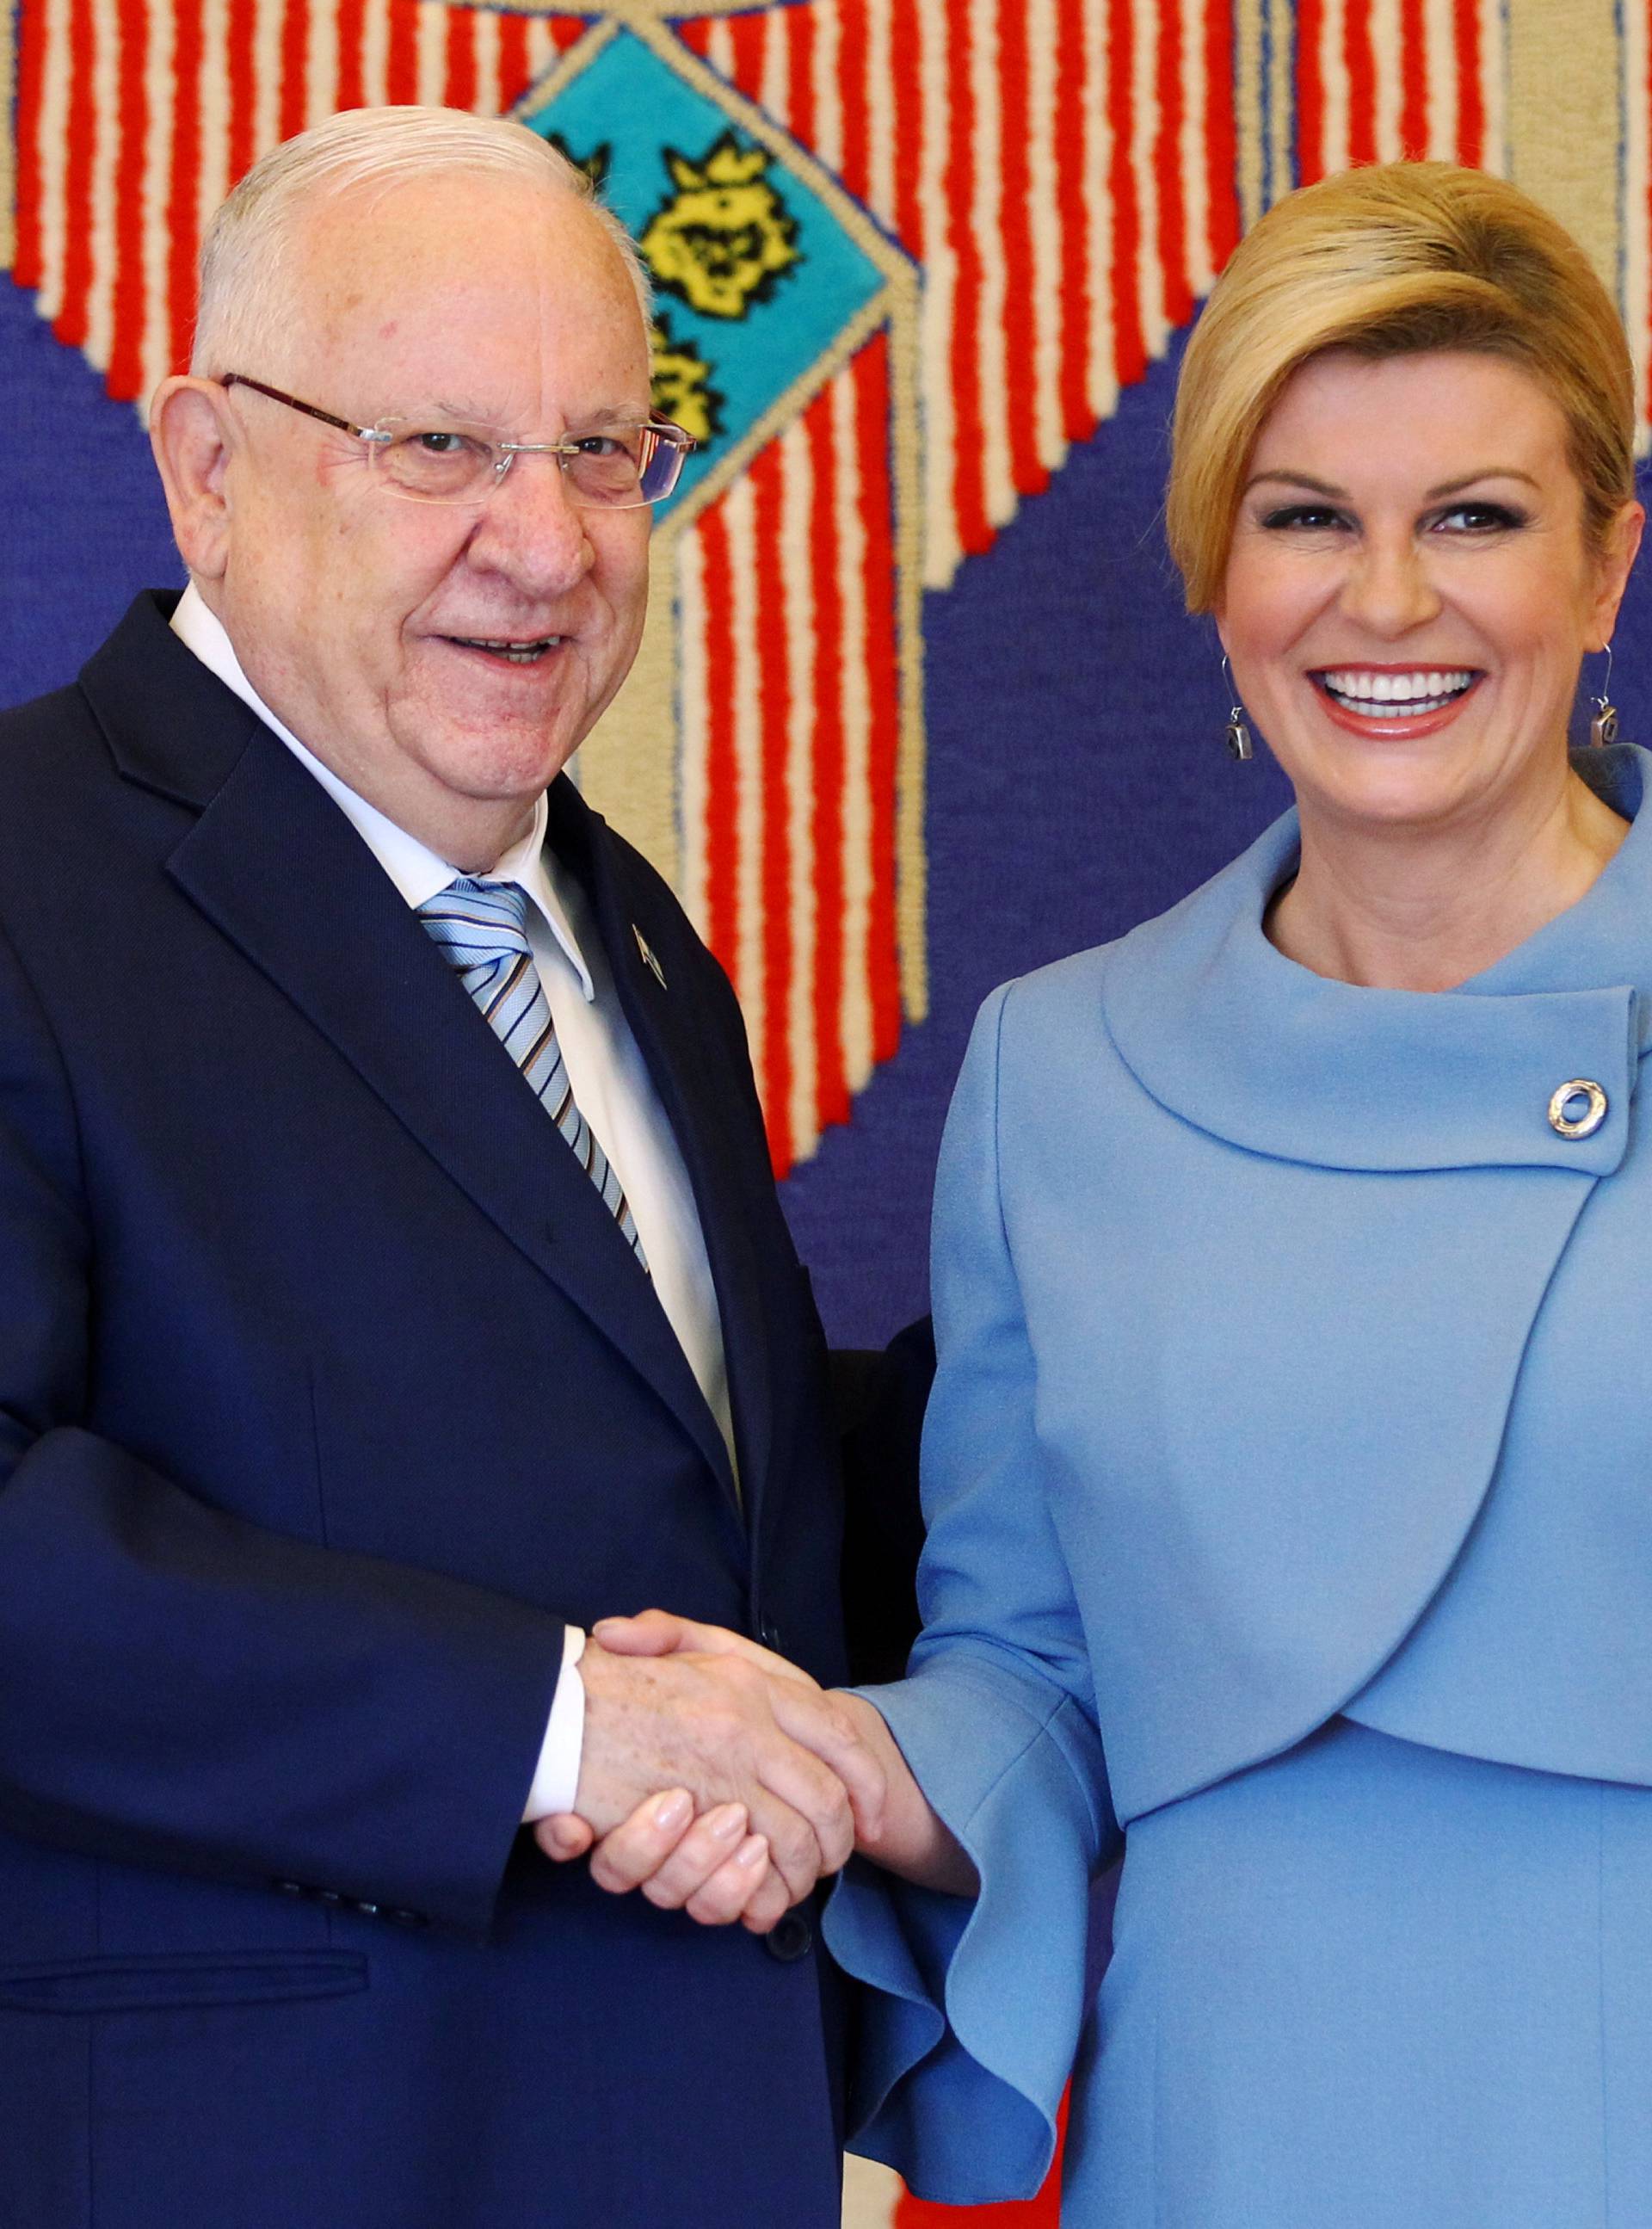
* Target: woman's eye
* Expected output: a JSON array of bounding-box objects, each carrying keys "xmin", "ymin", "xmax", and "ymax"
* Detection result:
[
  {"xmin": 1259, "ymin": 503, "xmax": 1349, "ymax": 533},
  {"xmin": 1431, "ymin": 502, "xmax": 1526, "ymax": 534}
]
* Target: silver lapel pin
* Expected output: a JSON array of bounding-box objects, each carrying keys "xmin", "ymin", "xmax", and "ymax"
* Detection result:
[{"xmin": 632, "ymin": 925, "xmax": 667, "ymax": 989}]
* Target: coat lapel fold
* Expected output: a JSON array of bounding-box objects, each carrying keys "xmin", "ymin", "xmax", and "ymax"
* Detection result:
[{"xmin": 163, "ymin": 726, "xmax": 735, "ymax": 1490}]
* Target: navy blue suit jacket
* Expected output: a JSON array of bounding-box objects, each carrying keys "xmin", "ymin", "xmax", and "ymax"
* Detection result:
[{"xmin": 0, "ymin": 595, "xmax": 857, "ymax": 2228}]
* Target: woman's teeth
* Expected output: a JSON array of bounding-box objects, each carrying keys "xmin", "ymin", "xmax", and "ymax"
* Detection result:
[{"xmin": 1320, "ymin": 668, "xmax": 1476, "ymax": 718}]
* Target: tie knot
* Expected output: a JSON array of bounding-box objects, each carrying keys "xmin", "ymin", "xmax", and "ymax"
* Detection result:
[{"xmin": 418, "ymin": 877, "xmax": 533, "ymax": 967}]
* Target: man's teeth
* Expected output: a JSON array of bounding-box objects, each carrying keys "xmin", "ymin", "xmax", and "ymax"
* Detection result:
[
  {"xmin": 453, "ymin": 636, "xmax": 563, "ymax": 664},
  {"xmin": 1320, "ymin": 668, "xmax": 1476, "ymax": 717}
]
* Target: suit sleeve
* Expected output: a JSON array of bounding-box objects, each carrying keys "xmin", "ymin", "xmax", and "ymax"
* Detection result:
[
  {"xmin": 0, "ymin": 916, "xmax": 564, "ymax": 1939},
  {"xmin": 821, "ymin": 984, "xmax": 1123, "ymax": 2206}
]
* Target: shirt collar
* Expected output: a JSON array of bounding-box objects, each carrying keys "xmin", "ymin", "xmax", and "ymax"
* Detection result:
[{"xmin": 170, "ymin": 581, "xmax": 595, "ymax": 1000}]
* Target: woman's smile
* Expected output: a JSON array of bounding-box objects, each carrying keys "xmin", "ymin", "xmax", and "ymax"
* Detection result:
[{"xmin": 1311, "ymin": 663, "xmax": 1484, "ymax": 738}]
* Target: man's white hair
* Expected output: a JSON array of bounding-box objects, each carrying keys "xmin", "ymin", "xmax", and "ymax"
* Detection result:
[{"xmin": 188, "ymin": 105, "xmax": 652, "ymax": 385}]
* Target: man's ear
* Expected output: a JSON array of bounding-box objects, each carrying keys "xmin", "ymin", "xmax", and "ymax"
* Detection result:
[{"xmin": 149, "ymin": 376, "xmax": 239, "ymax": 582}]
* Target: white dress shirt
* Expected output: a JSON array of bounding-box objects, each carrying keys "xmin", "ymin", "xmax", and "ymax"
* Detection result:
[{"xmin": 170, "ymin": 583, "xmax": 736, "ymax": 1818}]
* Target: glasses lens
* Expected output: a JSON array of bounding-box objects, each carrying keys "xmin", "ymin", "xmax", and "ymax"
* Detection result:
[
  {"xmin": 560, "ymin": 430, "xmax": 650, "ymax": 509},
  {"xmin": 377, "ymin": 428, "xmax": 496, "ymax": 503},
  {"xmin": 636, "ymin": 429, "xmax": 688, "ymax": 505}
]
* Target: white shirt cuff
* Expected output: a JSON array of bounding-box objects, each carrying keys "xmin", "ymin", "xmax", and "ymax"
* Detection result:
[{"xmin": 521, "ymin": 1626, "xmax": 587, "ymax": 1821}]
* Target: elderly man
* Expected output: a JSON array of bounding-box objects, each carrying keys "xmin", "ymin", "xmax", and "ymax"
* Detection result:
[{"xmin": 0, "ymin": 107, "xmax": 900, "ymax": 2228}]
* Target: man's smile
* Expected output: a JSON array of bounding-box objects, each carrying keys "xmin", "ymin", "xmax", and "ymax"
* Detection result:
[{"xmin": 441, "ymin": 633, "xmax": 570, "ymax": 665}]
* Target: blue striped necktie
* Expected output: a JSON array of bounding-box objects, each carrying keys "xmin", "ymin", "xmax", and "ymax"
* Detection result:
[{"xmin": 418, "ymin": 876, "xmax": 649, "ymax": 1269}]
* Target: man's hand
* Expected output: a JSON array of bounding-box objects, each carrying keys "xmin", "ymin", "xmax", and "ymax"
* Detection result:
[
  {"xmin": 541, "ymin": 1789, "xmax": 780, "ymax": 1927},
  {"xmin": 539, "ymin": 1611, "xmax": 977, "ymax": 1911},
  {"xmin": 547, "ymin": 1621, "xmax": 886, "ymax": 1920}
]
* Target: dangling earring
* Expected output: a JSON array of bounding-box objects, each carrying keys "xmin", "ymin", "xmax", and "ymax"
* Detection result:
[
  {"xmin": 1222, "ymin": 656, "xmax": 1254, "ymax": 761},
  {"xmin": 1589, "ymin": 642, "xmax": 1620, "ymax": 748}
]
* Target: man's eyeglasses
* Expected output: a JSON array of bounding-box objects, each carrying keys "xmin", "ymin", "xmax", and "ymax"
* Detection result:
[{"xmin": 219, "ymin": 375, "xmax": 696, "ymax": 509}]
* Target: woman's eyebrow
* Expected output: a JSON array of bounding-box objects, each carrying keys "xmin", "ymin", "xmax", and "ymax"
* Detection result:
[
  {"xmin": 1424, "ymin": 469, "xmax": 1542, "ymax": 497},
  {"xmin": 1242, "ymin": 470, "xmax": 1346, "ymax": 496},
  {"xmin": 1242, "ymin": 467, "xmax": 1542, "ymax": 497}
]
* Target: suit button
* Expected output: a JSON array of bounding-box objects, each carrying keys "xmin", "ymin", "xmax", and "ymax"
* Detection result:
[
  {"xmin": 273, "ymin": 1879, "xmax": 307, "ymax": 1897},
  {"xmin": 386, "ymin": 1907, "xmax": 430, "ymax": 1930},
  {"xmin": 760, "ymin": 1621, "xmax": 783, "ymax": 1652},
  {"xmin": 352, "ymin": 1901, "xmax": 381, "ymax": 1917},
  {"xmin": 316, "ymin": 1888, "xmax": 345, "ymax": 1906},
  {"xmin": 764, "ymin": 1912, "xmax": 813, "ymax": 1963}
]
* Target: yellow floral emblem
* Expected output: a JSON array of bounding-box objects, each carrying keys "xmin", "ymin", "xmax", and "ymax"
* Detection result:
[
  {"xmin": 639, "ymin": 133, "xmax": 802, "ymax": 321},
  {"xmin": 650, "ymin": 316, "xmax": 723, "ymax": 443}
]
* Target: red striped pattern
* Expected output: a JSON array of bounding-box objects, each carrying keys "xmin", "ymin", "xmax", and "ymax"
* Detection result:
[
  {"xmin": 1399, "ymin": 0, "xmax": 1428, "ymax": 154},
  {"xmin": 855, "ymin": 332, "xmax": 902, "ymax": 1068},
  {"xmin": 688, "ymin": 0, "xmax": 1242, "ymax": 589},
  {"xmin": 1346, "ymin": 3, "xmax": 1378, "ymax": 164},
  {"xmin": 805, "ymin": 392, "xmax": 849, "ymax": 1132},
  {"xmin": 696, "ymin": 503, "xmax": 740, "ymax": 1017},
  {"xmin": 12, "ymin": 0, "xmax": 46, "ymax": 288},
  {"xmin": 10, "ymin": 0, "xmax": 585, "ymax": 402},
  {"xmin": 943, "ymin": 0, "xmax": 988, "ymax": 554},
  {"xmin": 167, "ymin": 0, "xmax": 202, "ymax": 370},
  {"xmin": 750, "ymin": 442, "xmax": 794, "ymax": 1175},
  {"xmin": 1156, "ymin": 0, "xmax": 1193, "ymax": 331},
  {"xmin": 996, "ymin": 0, "xmax": 1045, "ymax": 494},
  {"xmin": 1296, "ymin": 0, "xmax": 1495, "ymax": 182},
  {"xmin": 677, "ymin": 342, "xmax": 903, "ymax": 1169},
  {"xmin": 108, "ymin": 0, "xmax": 148, "ymax": 392},
  {"xmin": 1106, "ymin": 0, "xmax": 1146, "ymax": 386},
  {"xmin": 1204, "ymin": 0, "xmax": 1240, "ymax": 271},
  {"xmin": 1456, "ymin": 0, "xmax": 1486, "ymax": 167}
]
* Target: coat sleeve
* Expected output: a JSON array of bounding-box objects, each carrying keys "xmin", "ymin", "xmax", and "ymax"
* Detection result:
[
  {"xmin": 0, "ymin": 915, "xmax": 564, "ymax": 1939},
  {"xmin": 823, "ymin": 983, "xmax": 1123, "ymax": 2206}
]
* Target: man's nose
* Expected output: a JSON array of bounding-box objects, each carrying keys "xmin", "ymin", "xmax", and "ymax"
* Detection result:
[
  {"xmin": 1337, "ymin": 532, "xmax": 1443, "ymax": 636},
  {"xmin": 464, "ymin": 453, "xmax": 595, "ymax": 593}
]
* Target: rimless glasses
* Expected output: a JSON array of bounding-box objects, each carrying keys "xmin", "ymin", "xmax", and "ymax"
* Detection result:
[{"xmin": 219, "ymin": 375, "xmax": 697, "ymax": 509}]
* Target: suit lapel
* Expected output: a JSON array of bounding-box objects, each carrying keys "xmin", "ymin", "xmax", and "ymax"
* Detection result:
[
  {"xmin": 551, "ymin": 786, "xmax": 776, "ymax": 1543},
  {"xmin": 160, "ymin": 719, "xmax": 734, "ymax": 1488}
]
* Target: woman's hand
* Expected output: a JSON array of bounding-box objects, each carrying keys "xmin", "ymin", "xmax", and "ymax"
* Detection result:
[{"xmin": 536, "ymin": 1613, "xmax": 977, "ymax": 1921}]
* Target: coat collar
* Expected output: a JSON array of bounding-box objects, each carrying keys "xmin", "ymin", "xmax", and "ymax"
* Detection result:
[
  {"xmin": 81, "ymin": 593, "xmax": 749, "ymax": 1515},
  {"xmin": 1100, "ymin": 745, "xmax": 1652, "ymax": 1177}
]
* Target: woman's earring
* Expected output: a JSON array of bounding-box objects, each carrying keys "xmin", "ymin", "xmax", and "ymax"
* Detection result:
[
  {"xmin": 1590, "ymin": 642, "xmax": 1620, "ymax": 748},
  {"xmin": 1222, "ymin": 657, "xmax": 1254, "ymax": 761}
]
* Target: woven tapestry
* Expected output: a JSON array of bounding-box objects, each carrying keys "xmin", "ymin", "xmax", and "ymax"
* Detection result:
[{"xmin": 5, "ymin": 5, "xmax": 1651, "ymax": 2218}]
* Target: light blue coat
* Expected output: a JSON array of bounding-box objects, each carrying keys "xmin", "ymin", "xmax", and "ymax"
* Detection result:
[{"xmin": 823, "ymin": 746, "xmax": 1652, "ymax": 2219}]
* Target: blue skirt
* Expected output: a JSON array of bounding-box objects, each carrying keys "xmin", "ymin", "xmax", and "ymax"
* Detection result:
[{"xmin": 1062, "ymin": 1718, "xmax": 1652, "ymax": 2226}]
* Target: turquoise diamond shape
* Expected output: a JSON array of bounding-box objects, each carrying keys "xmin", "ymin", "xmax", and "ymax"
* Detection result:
[{"xmin": 521, "ymin": 29, "xmax": 884, "ymax": 509}]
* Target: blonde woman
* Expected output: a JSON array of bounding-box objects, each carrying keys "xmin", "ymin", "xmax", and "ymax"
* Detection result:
[{"xmin": 558, "ymin": 164, "xmax": 1652, "ymax": 2225}]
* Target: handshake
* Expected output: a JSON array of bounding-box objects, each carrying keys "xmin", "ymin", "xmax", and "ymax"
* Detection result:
[{"xmin": 534, "ymin": 1610, "xmax": 964, "ymax": 1930}]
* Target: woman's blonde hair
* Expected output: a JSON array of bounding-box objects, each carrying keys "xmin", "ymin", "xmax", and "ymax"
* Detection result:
[{"xmin": 1166, "ymin": 162, "xmax": 1636, "ymax": 612}]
